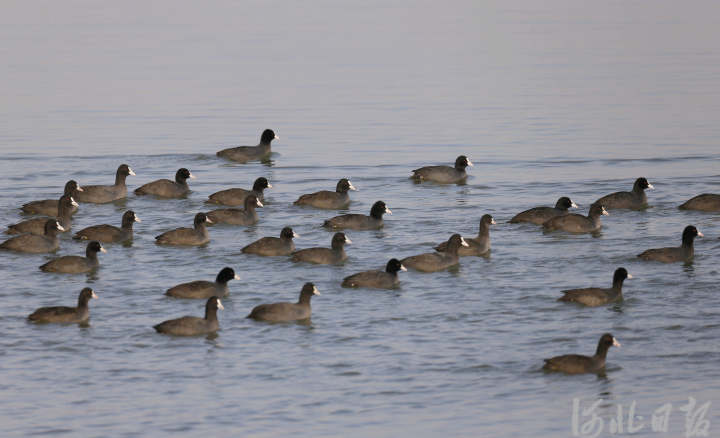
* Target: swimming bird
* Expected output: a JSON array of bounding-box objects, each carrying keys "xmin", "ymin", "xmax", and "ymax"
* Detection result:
[
  {"xmin": 411, "ymin": 155, "xmax": 473, "ymax": 184},
  {"xmin": 294, "ymin": 178, "xmax": 357, "ymax": 209},
  {"xmin": 401, "ymin": 234, "xmax": 469, "ymax": 272},
  {"xmin": 247, "ymin": 283, "xmax": 319, "ymax": 322},
  {"xmin": 21, "ymin": 180, "xmax": 82, "ymax": 216},
  {"xmin": 341, "ymin": 258, "xmax": 406, "ymax": 289},
  {"xmin": 73, "ymin": 164, "xmax": 135, "ymax": 203},
  {"xmin": 679, "ymin": 194, "xmax": 720, "ymax": 212},
  {"xmin": 509, "ymin": 197, "xmax": 578, "ymax": 225},
  {"xmin": 593, "ymin": 177, "xmax": 653, "ymax": 210},
  {"xmin": 155, "ymin": 213, "xmax": 212, "ymax": 246},
  {"xmin": 323, "ymin": 201, "xmax": 390, "ymax": 230},
  {"xmin": 0, "ymin": 220, "xmax": 63, "ymax": 253},
  {"xmin": 7, "ymin": 195, "xmax": 77, "ymax": 235},
  {"xmin": 558, "ymin": 268, "xmax": 631, "ymax": 306},
  {"xmin": 542, "ymin": 333, "xmax": 621, "ymax": 374},
  {"xmin": 205, "ymin": 195, "xmax": 263, "ymax": 226},
  {"xmin": 73, "ymin": 210, "xmax": 140, "ymax": 243},
  {"xmin": 542, "ymin": 203, "xmax": 608, "ymax": 234},
  {"xmin": 28, "ymin": 287, "xmax": 98, "ymax": 324},
  {"xmin": 39, "ymin": 241, "xmax": 106, "ymax": 274},
  {"xmin": 242, "ymin": 227, "xmax": 298, "ymax": 256},
  {"xmin": 207, "ymin": 177, "xmax": 272, "ymax": 206},
  {"xmin": 134, "ymin": 168, "xmax": 195, "ymax": 198},
  {"xmin": 165, "ymin": 267, "xmax": 240, "ymax": 299},
  {"xmin": 637, "ymin": 225, "xmax": 703, "ymax": 263},
  {"xmin": 154, "ymin": 297, "xmax": 224, "ymax": 336},
  {"xmin": 216, "ymin": 129, "xmax": 279, "ymax": 163},
  {"xmin": 435, "ymin": 214, "xmax": 495, "ymax": 256},
  {"xmin": 291, "ymin": 232, "xmax": 350, "ymax": 265}
]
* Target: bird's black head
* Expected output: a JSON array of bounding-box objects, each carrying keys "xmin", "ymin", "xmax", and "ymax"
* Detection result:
[
  {"xmin": 118, "ymin": 164, "xmax": 135, "ymax": 176},
  {"xmin": 385, "ymin": 258, "xmax": 406, "ymax": 274},
  {"xmin": 370, "ymin": 201, "xmax": 391, "ymax": 219},
  {"xmin": 331, "ymin": 232, "xmax": 351, "ymax": 249},
  {"xmin": 176, "ymin": 168, "xmax": 193, "ymax": 182},
  {"xmin": 253, "ymin": 177, "xmax": 271, "ymax": 191},
  {"xmin": 454, "ymin": 155, "xmax": 473, "ymax": 170},
  {"xmin": 280, "ymin": 227, "xmax": 296, "ymax": 239},
  {"xmin": 87, "ymin": 241, "xmax": 105, "ymax": 255},
  {"xmin": 634, "ymin": 177, "xmax": 653, "ymax": 191},
  {"xmin": 599, "ymin": 333, "xmax": 620, "ymax": 349},
  {"xmin": 447, "ymin": 233, "xmax": 466, "ymax": 247},
  {"xmin": 65, "ymin": 180, "xmax": 82, "ymax": 194},
  {"xmin": 205, "ymin": 296, "xmax": 224, "ymax": 315},
  {"xmin": 336, "ymin": 178, "xmax": 356, "ymax": 193},
  {"xmin": 300, "ymin": 282, "xmax": 320, "ymax": 299},
  {"xmin": 260, "ymin": 129, "xmax": 278, "ymax": 144},
  {"xmin": 194, "ymin": 212, "xmax": 211, "ymax": 226},
  {"xmin": 216, "ymin": 267, "xmax": 238, "ymax": 283},
  {"xmin": 121, "ymin": 210, "xmax": 140, "ymax": 227},
  {"xmin": 44, "ymin": 219, "xmax": 63, "ymax": 235},
  {"xmin": 682, "ymin": 225, "xmax": 703, "ymax": 244},
  {"xmin": 613, "ymin": 267, "xmax": 630, "ymax": 284},
  {"xmin": 59, "ymin": 194, "xmax": 76, "ymax": 209},
  {"xmin": 588, "ymin": 203, "xmax": 608, "ymax": 218},
  {"xmin": 556, "ymin": 197, "xmax": 575, "ymax": 210},
  {"xmin": 78, "ymin": 287, "xmax": 98, "ymax": 306}
]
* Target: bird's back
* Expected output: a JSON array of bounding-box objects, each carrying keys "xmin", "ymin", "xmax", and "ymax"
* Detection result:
[
  {"xmin": 558, "ymin": 287, "xmax": 615, "ymax": 306},
  {"xmin": 543, "ymin": 354, "xmax": 598, "ymax": 374},
  {"xmin": 637, "ymin": 246, "xmax": 682, "ymax": 263},
  {"xmin": 29, "ymin": 306, "xmax": 85, "ymax": 323},
  {"xmin": 154, "ymin": 316, "xmax": 214, "ymax": 335}
]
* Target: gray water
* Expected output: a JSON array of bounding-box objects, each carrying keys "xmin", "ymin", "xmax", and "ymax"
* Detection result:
[{"xmin": 1, "ymin": 1, "xmax": 719, "ymax": 436}]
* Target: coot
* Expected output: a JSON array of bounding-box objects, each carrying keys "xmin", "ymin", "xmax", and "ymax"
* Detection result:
[{"xmin": 216, "ymin": 129, "xmax": 278, "ymax": 163}]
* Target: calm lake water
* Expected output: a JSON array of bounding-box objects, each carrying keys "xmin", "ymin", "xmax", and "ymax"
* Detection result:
[{"xmin": 1, "ymin": 1, "xmax": 719, "ymax": 436}]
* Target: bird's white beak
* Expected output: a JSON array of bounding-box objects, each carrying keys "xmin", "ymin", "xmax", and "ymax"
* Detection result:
[
  {"xmin": 293, "ymin": 232, "xmax": 300, "ymax": 238},
  {"xmin": 234, "ymin": 274, "xmax": 241, "ymax": 280},
  {"xmin": 460, "ymin": 237, "xmax": 469, "ymax": 247},
  {"xmin": 627, "ymin": 274, "xmax": 633, "ymax": 279},
  {"xmin": 348, "ymin": 181, "xmax": 357, "ymax": 191},
  {"xmin": 91, "ymin": 291, "xmax": 98, "ymax": 299},
  {"xmin": 697, "ymin": 231, "xmax": 704, "ymax": 237},
  {"xmin": 206, "ymin": 217, "xmax": 213, "ymax": 224},
  {"xmin": 571, "ymin": 202, "xmax": 579, "ymax": 208},
  {"xmin": 256, "ymin": 199, "xmax": 264, "ymax": 207},
  {"xmin": 274, "ymin": 134, "xmax": 280, "ymax": 140},
  {"xmin": 128, "ymin": 168, "xmax": 136, "ymax": 176},
  {"xmin": 613, "ymin": 338, "xmax": 621, "ymax": 348},
  {"xmin": 100, "ymin": 247, "xmax": 107, "ymax": 253},
  {"xmin": 76, "ymin": 185, "xmax": 84, "ymax": 192},
  {"xmin": 56, "ymin": 223, "xmax": 65, "ymax": 231},
  {"xmin": 217, "ymin": 300, "xmax": 225, "ymax": 310},
  {"xmin": 602, "ymin": 207, "xmax": 609, "ymax": 216},
  {"xmin": 189, "ymin": 173, "xmax": 197, "ymax": 179},
  {"xmin": 313, "ymin": 286, "xmax": 321, "ymax": 296},
  {"xmin": 400, "ymin": 264, "xmax": 407, "ymax": 272},
  {"xmin": 266, "ymin": 183, "xmax": 273, "ymax": 188},
  {"xmin": 345, "ymin": 236, "xmax": 353, "ymax": 244},
  {"xmin": 385, "ymin": 207, "xmax": 392, "ymax": 215},
  {"xmin": 134, "ymin": 215, "xmax": 142, "ymax": 223},
  {"xmin": 647, "ymin": 183, "xmax": 654, "ymax": 189},
  {"xmin": 490, "ymin": 218, "xmax": 497, "ymax": 225},
  {"xmin": 70, "ymin": 198, "xmax": 79, "ymax": 207},
  {"xmin": 466, "ymin": 159, "xmax": 474, "ymax": 167}
]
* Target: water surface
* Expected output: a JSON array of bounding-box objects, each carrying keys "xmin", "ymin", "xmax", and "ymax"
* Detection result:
[{"xmin": 1, "ymin": 1, "xmax": 719, "ymax": 436}]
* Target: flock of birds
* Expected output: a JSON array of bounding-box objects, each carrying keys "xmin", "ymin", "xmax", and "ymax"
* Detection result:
[{"xmin": 3, "ymin": 128, "xmax": 719, "ymax": 374}]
